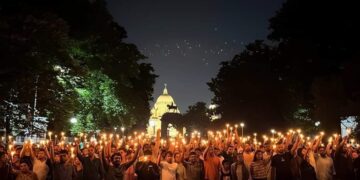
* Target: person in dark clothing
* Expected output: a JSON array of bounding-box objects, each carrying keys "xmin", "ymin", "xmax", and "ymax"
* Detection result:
[
  {"xmin": 271, "ymin": 143, "xmax": 296, "ymax": 180},
  {"xmin": 184, "ymin": 151, "xmax": 205, "ymax": 180},
  {"xmin": 220, "ymin": 145, "xmax": 236, "ymax": 164},
  {"xmin": 135, "ymin": 155, "xmax": 160, "ymax": 180},
  {"xmin": 334, "ymin": 137, "xmax": 354, "ymax": 180},
  {"xmin": 295, "ymin": 148, "xmax": 316, "ymax": 180},
  {"xmin": 53, "ymin": 150, "xmax": 77, "ymax": 180},
  {"xmin": 0, "ymin": 152, "xmax": 11, "ymax": 180},
  {"xmin": 77, "ymin": 146, "xmax": 104, "ymax": 180},
  {"xmin": 102, "ymin": 144, "xmax": 140, "ymax": 180}
]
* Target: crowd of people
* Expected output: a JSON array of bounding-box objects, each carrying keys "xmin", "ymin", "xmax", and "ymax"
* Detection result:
[{"xmin": 1, "ymin": 125, "xmax": 360, "ymax": 180}]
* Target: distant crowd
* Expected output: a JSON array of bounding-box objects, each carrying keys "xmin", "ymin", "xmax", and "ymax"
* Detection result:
[{"xmin": 0, "ymin": 125, "xmax": 359, "ymax": 180}]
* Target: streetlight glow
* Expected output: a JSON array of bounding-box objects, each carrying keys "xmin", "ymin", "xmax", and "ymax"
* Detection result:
[{"xmin": 70, "ymin": 117, "xmax": 77, "ymax": 124}]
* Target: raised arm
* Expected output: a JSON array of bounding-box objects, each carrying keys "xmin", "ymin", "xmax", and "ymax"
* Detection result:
[
  {"xmin": 290, "ymin": 137, "xmax": 300, "ymax": 156},
  {"xmin": 123, "ymin": 144, "xmax": 141, "ymax": 170},
  {"xmin": 152, "ymin": 129, "xmax": 161, "ymax": 162},
  {"xmin": 101, "ymin": 147, "xmax": 110, "ymax": 172},
  {"xmin": 29, "ymin": 143, "xmax": 36, "ymax": 161}
]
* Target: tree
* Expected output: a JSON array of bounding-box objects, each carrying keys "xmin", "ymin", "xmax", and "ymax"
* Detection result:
[
  {"xmin": 268, "ymin": 0, "xmax": 360, "ymax": 132},
  {"xmin": 0, "ymin": 0, "xmax": 157, "ymax": 135},
  {"xmin": 182, "ymin": 102, "xmax": 212, "ymax": 133},
  {"xmin": 208, "ymin": 41, "xmax": 286, "ymax": 132}
]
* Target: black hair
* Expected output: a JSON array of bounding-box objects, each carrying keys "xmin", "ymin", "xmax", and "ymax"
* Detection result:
[
  {"xmin": 20, "ymin": 159, "xmax": 32, "ymax": 169},
  {"xmin": 59, "ymin": 150, "xmax": 68, "ymax": 154},
  {"xmin": 189, "ymin": 151, "xmax": 197, "ymax": 156},
  {"xmin": 252, "ymin": 150, "xmax": 263, "ymax": 162},
  {"xmin": 111, "ymin": 153, "xmax": 122, "ymax": 162},
  {"xmin": 165, "ymin": 151, "xmax": 173, "ymax": 157}
]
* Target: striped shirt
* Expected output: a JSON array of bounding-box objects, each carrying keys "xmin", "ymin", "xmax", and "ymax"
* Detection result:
[{"xmin": 250, "ymin": 161, "xmax": 268, "ymax": 179}]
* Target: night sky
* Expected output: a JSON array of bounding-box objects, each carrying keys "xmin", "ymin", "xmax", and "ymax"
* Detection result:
[{"xmin": 107, "ymin": 0, "xmax": 285, "ymax": 112}]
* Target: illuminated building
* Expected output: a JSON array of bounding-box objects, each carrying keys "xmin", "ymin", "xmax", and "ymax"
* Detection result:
[{"xmin": 147, "ymin": 84, "xmax": 180, "ymax": 137}]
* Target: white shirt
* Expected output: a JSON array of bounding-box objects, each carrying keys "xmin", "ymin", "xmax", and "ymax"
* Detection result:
[
  {"xmin": 33, "ymin": 158, "xmax": 49, "ymax": 180},
  {"xmin": 315, "ymin": 154, "xmax": 334, "ymax": 180},
  {"xmin": 160, "ymin": 161, "xmax": 178, "ymax": 180}
]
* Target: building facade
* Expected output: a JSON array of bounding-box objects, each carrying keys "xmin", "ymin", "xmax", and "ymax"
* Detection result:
[{"xmin": 147, "ymin": 84, "xmax": 180, "ymax": 137}]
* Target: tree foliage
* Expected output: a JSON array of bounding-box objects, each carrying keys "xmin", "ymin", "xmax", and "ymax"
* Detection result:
[
  {"xmin": 0, "ymin": 0, "xmax": 156, "ymax": 135},
  {"xmin": 209, "ymin": 0, "xmax": 360, "ymax": 132}
]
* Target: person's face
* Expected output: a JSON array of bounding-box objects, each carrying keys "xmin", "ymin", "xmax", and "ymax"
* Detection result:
[
  {"xmin": 112, "ymin": 155, "xmax": 121, "ymax": 166},
  {"xmin": 189, "ymin": 154, "xmax": 196, "ymax": 163},
  {"xmin": 245, "ymin": 144, "xmax": 251, "ymax": 152},
  {"xmin": 82, "ymin": 148, "xmax": 89, "ymax": 156},
  {"xmin": 265, "ymin": 145, "xmax": 271, "ymax": 152},
  {"xmin": 352, "ymin": 152, "xmax": 358, "ymax": 159},
  {"xmin": 208, "ymin": 147, "xmax": 214, "ymax": 155},
  {"xmin": 214, "ymin": 148, "xmax": 221, "ymax": 155},
  {"xmin": 227, "ymin": 147, "xmax": 234, "ymax": 154},
  {"xmin": 20, "ymin": 163, "xmax": 29, "ymax": 172},
  {"xmin": 13, "ymin": 154, "xmax": 20, "ymax": 163},
  {"xmin": 223, "ymin": 162, "xmax": 230, "ymax": 170},
  {"xmin": 89, "ymin": 147, "xmax": 95, "ymax": 156},
  {"xmin": 255, "ymin": 152, "xmax": 263, "ymax": 160},
  {"xmin": 342, "ymin": 145, "xmax": 348, "ymax": 153},
  {"xmin": 165, "ymin": 154, "xmax": 172, "ymax": 163},
  {"xmin": 277, "ymin": 144, "xmax": 285, "ymax": 153},
  {"xmin": 301, "ymin": 148, "xmax": 307, "ymax": 156},
  {"xmin": 236, "ymin": 153, "xmax": 244, "ymax": 162},
  {"xmin": 319, "ymin": 147, "xmax": 326, "ymax": 156},
  {"xmin": 54, "ymin": 155, "xmax": 60, "ymax": 163},
  {"xmin": 143, "ymin": 144, "xmax": 151, "ymax": 152},
  {"xmin": 24, "ymin": 147, "xmax": 31, "ymax": 156},
  {"xmin": 60, "ymin": 154, "xmax": 68, "ymax": 163},
  {"xmin": 174, "ymin": 154, "xmax": 181, "ymax": 163},
  {"xmin": 111, "ymin": 147, "xmax": 116, "ymax": 154},
  {"xmin": 1, "ymin": 154, "xmax": 8, "ymax": 163},
  {"xmin": 37, "ymin": 151, "xmax": 46, "ymax": 159},
  {"xmin": 74, "ymin": 157, "xmax": 81, "ymax": 165},
  {"xmin": 120, "ymin": 150, "xmax": 127, "ymax": 157}
]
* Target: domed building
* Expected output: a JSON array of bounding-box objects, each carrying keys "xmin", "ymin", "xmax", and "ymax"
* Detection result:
[{"xmin": 147, "ymin": 84, "xmax": 180, "ymax": 136}]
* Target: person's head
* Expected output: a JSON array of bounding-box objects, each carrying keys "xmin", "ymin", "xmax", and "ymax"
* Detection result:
[
  {"xmin": 59, "ymin": 150, "xmax": 68, "ymax": 163},
  {"xmin": 0, "ymin": 145, "xmax": 4, "ymax": 152},
  {"xmin": 214, "ymin": 147, "xmax": 221, "ymax": 156},
  {"xmin": 88, "ymin": 146, "xmax": 95, "ymax": 157},
  {"xmin": 19, "ymin": 160, "xmax": 31, "ymax": 173},
  {"xmin": 12, "ymin": 154, "xmax": 20, "ymax": 163},
  {"xmin": 189, "ymin": 151, "xmax": 197, "ymax": 163},
  {"xmin": 352, "ymin": 151, "xmax": 358, "ymax": 159},
  {"xmin": 111, "ymin": 146, "xmax": 117, "ymax": 154},
  {"xmin": 143, "ymin": 144, "xmax": 152, "ymax": 155},
  {"xmin": 277, "ymin": 143, "xmax": 285, "ymax": 154},
  {"xmin": 54, "ymin": 154, "xmax": 60, "ymax": 163},
  {"xmin": 296, "ymin": 147, "xmax": 307, "ymax": 159},
  {"xmin": 227, "ymin": 146, "xmax": 235, "ymax": 155},
  {"xmin": 74, "ymin": 157, "xmax": 82, "ymax": 166},
  {"xmin": 318, "ymin": 146, "xmax": 326, "ymax": 157},
  {"xmin": 174, "ymin": 152, "xmax": 181, "ymax": 163},
  {"xmin": 244, "ymin": 143, "xmax": 251, "ymax": 152},
  {"xmin": 111, "ymin": 153, "xmax": 122, "ymax": 166},
  {"xmin": 342, "ymin": 145, "xmax": 348, "ymax": 153},
  {"xmin": 37, "ymin": 149, "xmax": 46, "ymax": 160},
  {"xmin": 222, "ymin": 160, "xmax": 231, "ymax": 170},
  {"xmin": 0, "ymin": 152, "xmax": 8, "ymax": 163},
  {"xmin": 253, "ymin": 150, "xmax": 263, "ymax": 161},
  {"xmin": 119, "ymin": 148, "xmax": 127, "ymax": 158},
  {"xmin": 82, "ymin": 148, "xmax": 89, "ymax": 157},
  {"xmin": 207, "ymin": 146, "xmax": 215, "ymax": 156},
  {"xmin": 236, "ymin": 153, "xmax": 244, "ymax": 163},
  {"xmin": 165, "ymin": 151, "xmax": 173, "ymax": 163}
]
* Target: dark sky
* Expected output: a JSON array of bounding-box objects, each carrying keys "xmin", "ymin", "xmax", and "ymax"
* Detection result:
[{"xmin": 107, "ymin": 0, "xmax": 285, "ymax": 112}]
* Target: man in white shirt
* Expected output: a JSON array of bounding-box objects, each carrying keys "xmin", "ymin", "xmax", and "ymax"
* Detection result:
[
  {"xmin": 159, "ymin": 151, "xmax": 178, "ymax": 180},
  {"xmin": 315, "ymin": 146, "xmax": 335, "ymax": 180}
]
